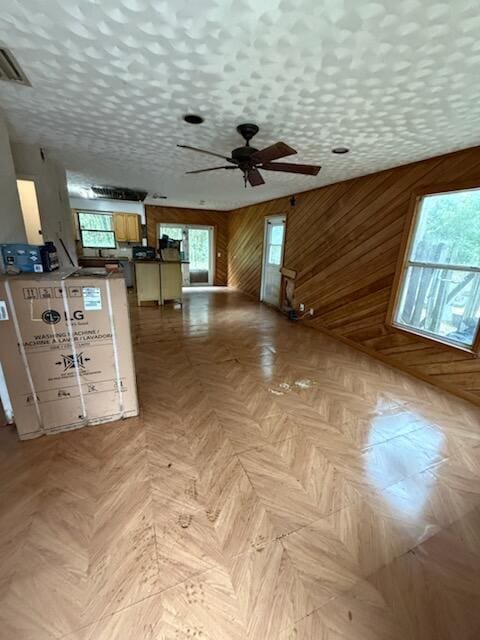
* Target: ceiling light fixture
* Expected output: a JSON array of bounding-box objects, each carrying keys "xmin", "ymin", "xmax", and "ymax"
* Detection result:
[
  {"xmin": 183, "ymin": 114, "xmax": 204, "ymax": 124},
  {"xmin": 332, "ymin": 147, "xmax": 349, "ymax": 154}
]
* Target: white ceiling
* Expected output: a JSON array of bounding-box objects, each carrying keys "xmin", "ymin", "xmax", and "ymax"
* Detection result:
[{"xmin": 1, "ymin": 0, "xmax": 480, "ymax": 211}]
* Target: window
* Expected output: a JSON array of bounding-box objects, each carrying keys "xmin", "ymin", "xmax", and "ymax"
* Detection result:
[
  {"xmin": 159, "ymin": 225, "xmax": 184, "ymax": 243},
  {"xmin": 267, "ymin": 224, "xmax": 284, "ymax": 266},
  {"xmin": 188, "ymin": 228, "xmax": 210, "ymax": 271},
  {"xmin": 78, "ymin": 211, "xmax": 116, "ymax": 249},
  {"xmin": 392, "ymin": 186, "xmax": 480, "ymax": 350}
]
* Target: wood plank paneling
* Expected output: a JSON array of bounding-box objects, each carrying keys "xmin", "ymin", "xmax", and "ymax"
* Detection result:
[
  {"xmin": 227, "ymin": 196, "xmax": 291, "ymax": 299},
  {"xmin": 227, "ymin": 146, "xmax": 480, "ymax": 406},
  {"xmin": 145, "ymin": 205, "xmax": 228, "ymax": 285}
]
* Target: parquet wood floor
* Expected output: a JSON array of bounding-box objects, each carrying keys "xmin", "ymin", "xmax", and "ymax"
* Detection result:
[{"xmin": 1, "ymin": 287, "xmax": 480, "ymax": 639}]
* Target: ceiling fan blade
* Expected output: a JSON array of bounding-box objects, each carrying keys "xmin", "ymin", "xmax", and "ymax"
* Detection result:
[
  {"xmin": 261, "ymin": 162, "xmax": 321, "ymax": 176},
  {"xmin": 247, "ymin": 167, "xmax": 265, "ymax": 187},
  {"xmin": 177, "ymin": 144, "xmax": 233, "ymax": 162},
  {"xmin": 186, "ymin": 166, "xmax": 238, "ymax": 174},
  {"xmin": 250, "ymin": 141, "xmax": 297, "ymax": 164}
]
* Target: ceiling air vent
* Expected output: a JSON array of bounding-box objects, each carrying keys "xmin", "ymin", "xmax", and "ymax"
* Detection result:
[
  {"xmin": 91, "ymin": 185, "xmax": 148, "ymax": 202},
  {"xmin": 0, "ymin": 48, "xmax": 30, "ymax": 86}
]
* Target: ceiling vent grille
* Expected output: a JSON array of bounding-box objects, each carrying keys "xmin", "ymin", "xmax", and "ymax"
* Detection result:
[
  {"xmin": 0, "ymin": 48, "xmax": 30, "ymax": 86},
  {"xmin": 91, "ymin": 185, "xmax": 148, "ymax": 202}
]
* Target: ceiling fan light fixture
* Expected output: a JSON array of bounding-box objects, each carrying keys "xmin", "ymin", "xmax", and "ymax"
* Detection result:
[
  {"xmin": 332, "ymin": 146, "xmax": 349, "ymax": 154},
  {"xmin": 183, "ymin": 114, "xmax": 204, "ymax": 124}
]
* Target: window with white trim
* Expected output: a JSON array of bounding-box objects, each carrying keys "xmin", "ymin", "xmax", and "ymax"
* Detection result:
[
  {"xmin": 78, "ymin": 211, "xmax": 116, "ymax": 249},
  {"xmin": 267, "ymin": 223, "xmax": 285, "ymax": 266},
  {"xmin": 392, "ymin": 187, "xmax": 480, "ymax": 350}
]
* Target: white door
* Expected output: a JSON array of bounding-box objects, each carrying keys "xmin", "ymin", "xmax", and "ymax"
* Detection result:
[{"xmin": 261, "ymin": 216, "xmax": 286, "ymax": 307}]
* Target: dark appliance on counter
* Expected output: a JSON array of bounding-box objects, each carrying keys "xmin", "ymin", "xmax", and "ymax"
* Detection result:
[
  {"xmin": 1, "ymin": 242, "xmax": 59, "ymax": 273},
  {"xmin": 132, "ymin": 246, "xmax": 156, "ymax": 260},
  {"xmin": 159, "ymin": 235, "xmax": 181, "ymax": 252}
]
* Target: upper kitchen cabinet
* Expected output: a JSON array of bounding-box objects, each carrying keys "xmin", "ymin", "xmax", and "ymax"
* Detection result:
[
  {"xmin": 113, "ymin": 213, "xmax": 141, "ymax": 243},
  {"xmin": 126, "ymin": 213, "xmax": 141, "ymax": 242}
]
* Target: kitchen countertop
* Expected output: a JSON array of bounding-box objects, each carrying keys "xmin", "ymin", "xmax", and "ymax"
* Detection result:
[
  {"xmin": 79, "ymin": 256, "xmax": 130, "ymax": 262},
  {"xmin": 132, "ymin": 259, "xmax": 190, "ymax": 264}
]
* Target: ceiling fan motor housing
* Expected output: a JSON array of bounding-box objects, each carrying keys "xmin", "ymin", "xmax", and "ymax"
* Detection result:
[
  {"xmin": 232, "ymin": 145, "xmax": 259, "ymax": 165},
  {"xmin": 234, "ymin": 123, "xmax": 260, "ymax": 169}
]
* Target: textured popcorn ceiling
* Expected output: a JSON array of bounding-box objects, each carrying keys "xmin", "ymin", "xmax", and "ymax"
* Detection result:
[{"xmin": 1, "ymin": 0, "xmax": 480, "ymax": 210}]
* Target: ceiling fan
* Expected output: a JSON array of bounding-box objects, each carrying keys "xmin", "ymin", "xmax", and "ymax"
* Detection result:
[{"xmin": 178, "ymin": 123, "xmax": 321, "ymax": 187}]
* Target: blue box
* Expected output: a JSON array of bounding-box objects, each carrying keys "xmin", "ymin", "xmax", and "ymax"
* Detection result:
[{"xmin": 1, "ymin": 244, "xmax": 45, "ymax": 273}]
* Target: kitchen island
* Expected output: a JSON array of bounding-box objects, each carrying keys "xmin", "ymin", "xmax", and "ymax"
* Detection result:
[{"xmin": 133, "ymin": 259, "xmax": 185, "ymax": 306}]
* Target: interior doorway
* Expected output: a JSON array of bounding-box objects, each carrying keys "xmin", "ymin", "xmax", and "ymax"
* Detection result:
[
  {"xmin": 159, "ymin": 223, "xmax": 214, "ymax": 286},
  {"xmin": 260, "ymin": 215, "xmax": 286, "ymax": 307},
  {"xmin": 16, "ymin": 179, "xmax": 42, "ymax": 244}
]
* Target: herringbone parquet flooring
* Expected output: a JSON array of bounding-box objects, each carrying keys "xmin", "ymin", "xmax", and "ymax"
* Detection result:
[{"xmin": 1, "ymin": 287, "xmax": 480, "ymax": 639}]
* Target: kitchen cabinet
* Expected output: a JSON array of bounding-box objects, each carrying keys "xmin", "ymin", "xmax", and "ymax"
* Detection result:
[
  {"xmin": 134, "ymin": 260, "xmax": 183, "ymax": 305},
  {"xmin": 126, "ymin": 214, "xmax": 140, "ymax": 242},
  {"xmin": 160, "ymin": 262, "xmax": 183, "ymax": 301},
  {"xmin": 113, "ymin": 214, "xmax": 127, "ymax": 241},
  {"xmin": 134, "ymin": 262, "xmax": 161, "ymax": 304},
  {"xmin": 113, "ymin": 213, "xmax": 141, "ymax": 243}
]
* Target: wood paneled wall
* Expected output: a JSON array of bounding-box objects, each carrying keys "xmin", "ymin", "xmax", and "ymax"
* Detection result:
[
  {"xmin": 145, "ymin": 205, "xmax": 229, "ymax": 285},
  {"xmin": 227, "ymin": 146, "xmax": 480, "ymax": 406},
  {"xmin": 228, "ymin": 197, "xmax": 290, "ymax": 298}
]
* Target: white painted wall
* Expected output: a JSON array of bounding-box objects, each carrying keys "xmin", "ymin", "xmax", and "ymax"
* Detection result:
[
  {"xmin": 12, "ymin": 144, "xmax": 78, "ymax": 267},
  {"xmin": 0, "ymin": 112, "xmax": 26, "ymax": 244},
  {"xmin": 69, "ymin": 197, "xmax": 145, "ymax": 223}
]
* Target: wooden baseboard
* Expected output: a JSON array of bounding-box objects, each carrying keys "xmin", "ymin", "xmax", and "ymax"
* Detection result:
[{"xmin": 307, "ymin": 319, "xmax": 480, "ymax": 409}]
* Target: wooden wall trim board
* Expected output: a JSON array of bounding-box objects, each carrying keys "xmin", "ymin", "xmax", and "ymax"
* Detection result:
[
  {"xmin": 145, "ymin": 205, "xmax": 228, "ymax": 285},
  {"xmin": 227, "ymin": 145, "xmax": 480, "ymax": 407}
]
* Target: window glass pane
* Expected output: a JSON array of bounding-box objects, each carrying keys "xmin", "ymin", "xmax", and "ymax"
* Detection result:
[
  {"xmin": 395, "ymin": 266, "xmax": 480, "ymax": 347},
  {"xmin": 268, "ymin": 245, "xmax": 282, "ymax": 265},
  {"xmin": 78, "ymin": 212, "xmax": 112, "ymax": 231},
  {"xmin": 189, "ymin": 228, "xmax": 209, "ymax": 271},
  {"xmin": 160, "ymin": 225, "xmax": 184, "ymax": 242},
  {"xmin": 411, "ymin": 190, "xmax": 480, "ymax": 267},
  {"xmin": 270, "ymin": 224, "xmax": 284, "ymax": 245},
  {"xmin": 81, "ymin": 230, "xmax": 116, "ymax": 249}
]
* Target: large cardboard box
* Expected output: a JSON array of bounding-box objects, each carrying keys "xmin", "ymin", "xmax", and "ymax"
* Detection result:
[{"xmin": 0, "ymin": 270, "xmax": 138, "ymax": 439}]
